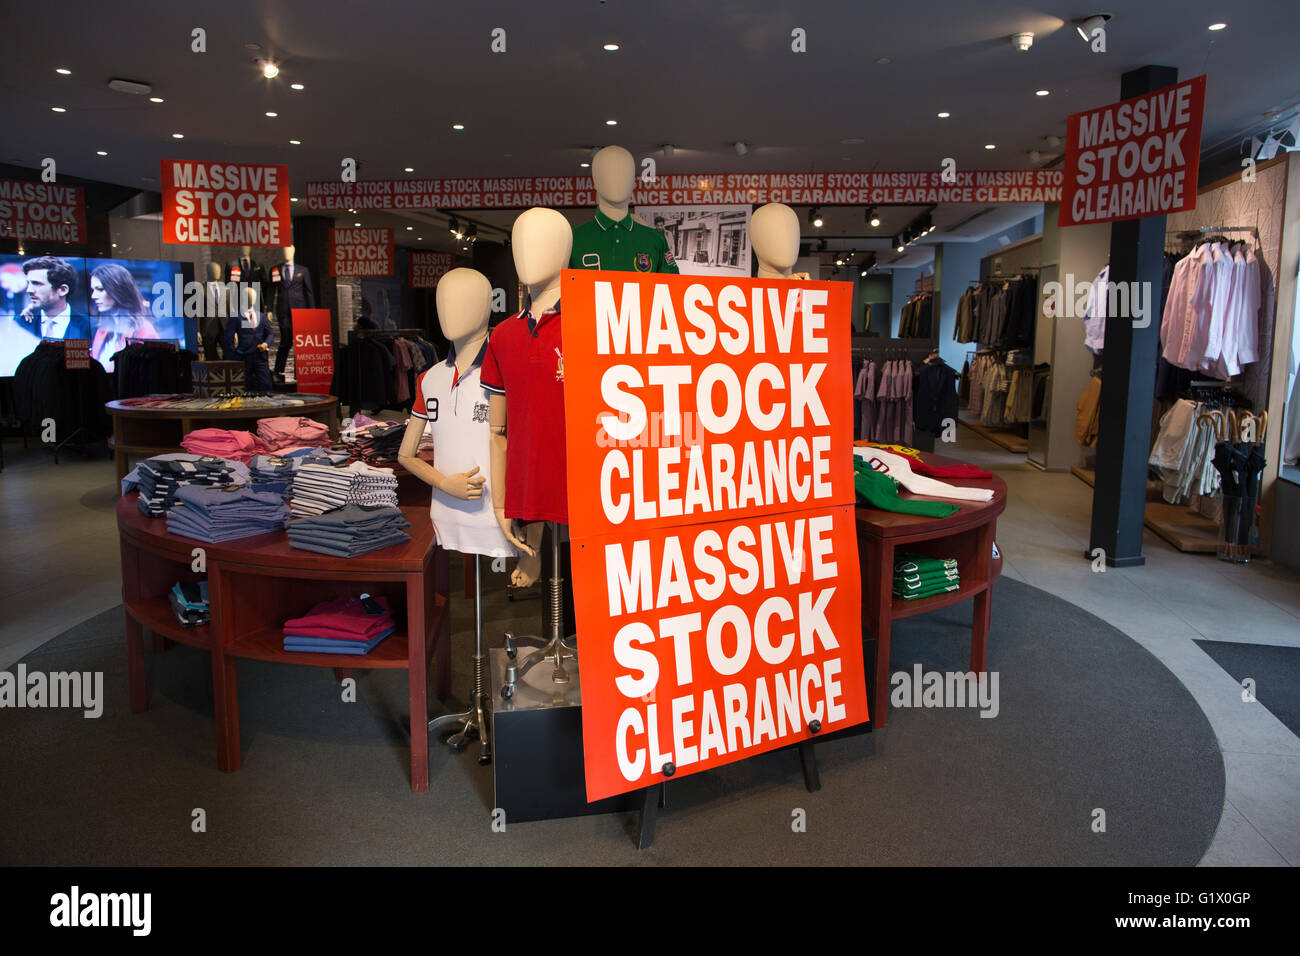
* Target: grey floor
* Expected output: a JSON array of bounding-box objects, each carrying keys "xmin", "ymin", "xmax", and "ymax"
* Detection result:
[{"xmin": 1, "ymin": 430, "xmax": 1297, "ymax": 866}]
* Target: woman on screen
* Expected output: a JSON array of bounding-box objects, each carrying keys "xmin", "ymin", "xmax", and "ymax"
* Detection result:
[{"xmin": 89, "ymin": 263, "xmax": 158, "ymax": 371}]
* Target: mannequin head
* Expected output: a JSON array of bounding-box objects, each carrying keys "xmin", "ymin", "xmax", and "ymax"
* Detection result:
[
  {"xmin": 283, "ymin": 244, "xmax": 296, "ymax": 263},
  {"xmin": 749, "ymin": 203, "xmax": 801, "ymax": 277},
  {"xmin": 205, "ymin": 262, "xmax": 222, "ymax": 282},
  {"xmin": 243, "ymin": 284, "xmax": 260, "ymax": 312},
  {"xmin": 239, "ymin": 245, "xmax": 252, "ymax": 259},
  {"xmin": 591, "ymin": 145, "xmax": 635, "ymax": 214},
  {"xmin": 512, "ymin": 208, "xmax": 572, "ymax": 290},
  {"xmin": 436, "ymin": 268, "xmax": 492, "ymax": 344}
]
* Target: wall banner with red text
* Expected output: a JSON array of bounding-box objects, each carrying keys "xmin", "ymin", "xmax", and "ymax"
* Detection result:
[
  {"xmin": 329, "ymin": 227, "xmax": 394, "ymax": 277},
  {"xmin": 1059, "ymin": 75, "xmax": 1206, "ymax": 227},
  {"xmin": 561, "ymin": 270, "xmax": 868, "ymax": 802},
  {"xmin": 161, "ymin": 160, "xmax": 291, "ymax": 245},
  {"xmin": 408, "ymin": 251, "xmax": 454, "ymax": 288},
  {"xmin": 290, "ymin": 309, "xmax": 333, "ymax": 395},
  {"xmin": 0, "ymin": 179, "xmax": 87, "ymax": 244},
  {"xmin": 309, "ymin": 170, "xmax": 1063, "ymax": 211}
]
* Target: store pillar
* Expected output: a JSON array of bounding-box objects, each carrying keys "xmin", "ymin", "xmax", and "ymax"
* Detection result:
[{"xmin": 1087, "ymin": 64, "xmax": 1178, "ymax": 568}]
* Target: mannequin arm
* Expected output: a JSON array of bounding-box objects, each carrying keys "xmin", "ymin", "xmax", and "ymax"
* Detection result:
[
  {"xmin": 397, "ymin": 415, "xmax": 484, "ymax": 500},
  {"xmin": 489, "ymin": 393, "xmax": 536, "ymax": 556}
]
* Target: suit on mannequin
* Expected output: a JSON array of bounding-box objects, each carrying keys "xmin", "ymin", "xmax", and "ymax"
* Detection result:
[
  {"xmin": 271, "ymin": 244, "xmax": 315, "ymax": 376},
  {"xmin": 225, "ymin": 246, "xmax": 268, "ymax": 309}
]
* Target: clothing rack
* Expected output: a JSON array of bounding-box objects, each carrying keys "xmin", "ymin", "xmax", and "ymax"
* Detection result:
[{"xmin": 346, "ymin": 327, "xmax": 437, "ymax": 414}]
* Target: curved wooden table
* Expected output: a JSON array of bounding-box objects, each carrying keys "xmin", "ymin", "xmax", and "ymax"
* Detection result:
[
  {"xmin": 116, "ymin": 494, "xmax": 449, "ymax": 791},
  {"xmin": 107, "ymin": 394, "xmax": 340, "ymax": 483},
  {"xmin": 856, "ymin": 450, "xmax": 1007, "ymax": 727}
]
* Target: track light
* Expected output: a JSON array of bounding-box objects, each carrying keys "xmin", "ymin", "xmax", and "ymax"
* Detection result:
[
  {"xmin": 662, "ymin": 144, "xmax": 675, "ymax": 157},
  {"xmin": 867, "ymin": 207, "xmax": 881, "ymax": 228},
  {"xmin": 448, "ymin": 216, "xmax": 461, "ymax": 238},
  {"xmin": 259, "ymin": 59, "xmax": 279, "ymax": 78},
  {"xmin": 810, "ymin": 207, "xmax": 823, "ymax": 228},
  {"xmin": 465, "ymin": 223, "xmax": 478, "ymax": 242},
  {"xmin": 1010, "ymin": 32, "xmax": 1034, "ymax": 52},
  {"xmin": 734, "ymin": 141, "xmax": 748, "ymax": 156},
  {"xmin": 895, "ymin": 237, "xmax": 905, "ymax": 253},
  {"xmin": 1076, "ymin": 15, "xmax": 1109, "ymax": 41}
]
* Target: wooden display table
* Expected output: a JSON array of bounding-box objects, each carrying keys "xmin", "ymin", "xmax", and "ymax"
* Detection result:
[
  {"xmin": 116, "ymin": 494, "xmax": 450, "ymax": 791},
  {"xmin": 856, "ymin": 451, "xmax": 1006, "ymax": 727},
  {"xmin": 106, "ymin": 395, "xmax": 340, "ymax": 483}
]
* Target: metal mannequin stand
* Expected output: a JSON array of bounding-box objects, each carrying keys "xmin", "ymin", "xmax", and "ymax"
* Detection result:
[
  {"xmin": 500, "ymin": 522, "xmax": 576, "ymax": 698},
  {"xmin": 428, "ymin": 553, "xmax": 491, "ymax": 765}
]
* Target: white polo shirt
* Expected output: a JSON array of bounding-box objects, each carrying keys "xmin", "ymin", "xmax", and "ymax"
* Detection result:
[{"xmin": 411, "ymin": 342, "xmax": 515, "ymax": 558}]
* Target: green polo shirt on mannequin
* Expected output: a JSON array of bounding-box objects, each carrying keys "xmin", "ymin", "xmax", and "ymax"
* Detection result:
[{"xmin": 569, "ymin": 209, "xmax": 679, "ymax": 274}]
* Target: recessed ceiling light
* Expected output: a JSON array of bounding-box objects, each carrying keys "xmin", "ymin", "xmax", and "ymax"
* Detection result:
[
  {"xmin": 580, "ymin": 162, "xmax": 590, "ymax": 168},
  {"xmin": 289, "ymin": 139, "xmax": 301, "ymax": 145},
  {"xmin": 291, "ymin": 197, "xmax": 299, "ymax": 202},
  {"xmin": 261, "ymin": 61, "xmax": 279, "ymax": 79},
  {"xmin": 265, "ymin": 111, "xmax": 277, "ymax": 117},
  {"xmin": 404, "ymin": 167, "xmax": 414, "ymax": 172},
  {"xmin": 606, "ymin": 119, "xmax": 618, "ymax": 126},
  {"xmin": 937, "ymin": 111, "xmax": 950, "ymax": 118},
  {"xmin": 452, "ymin": 124, "xmax": 464, "ymax": 130},
  {"xmin": 985, "ymin": 143, "xmax": 996, "ymax": 150},
  {"xmin": 406, "ymin": 226, "xmax": 413, "ymax": 231},
  {"xmin": 51, "ymin": 106, "xmax": 66, "ymax": 113},
  {"xmin": 56, "ymin": 68, "xmax": 71, "ymax": 75},
  {"xmin": 1035, "ymin": 89, "xmax": 1050, "ymax": 96},
  {"xmin": 96, "ymin": 150, "xmax": 107, "ymax": 156},
  {"xmin": 354, "ymin": 222, "xmax": 360, "ymax": 227},
  {"xmin": 603, "ymin": 43, "xmax": 620, "ymax": 51},
  {"xmin": 149, "ymin": 96, "xmax": 163, "ymax": 103},
  {"xmin": 172, "ymin": 133, "xmax": 184, "ymax": 139},
  {"xmin": 290, "ymin": 83, "xmax": 304, "ymax": 90},
  {"xmin": 417, "ymin": 237, "xmax": 423, "ymax": 241},
  {"xmin": 1208, "ymin": 22, "xmax": 1227, "ymax": 31},
  {"xmin": 245, "ymin": 42, "xmax": 262, "ymax": 51}
]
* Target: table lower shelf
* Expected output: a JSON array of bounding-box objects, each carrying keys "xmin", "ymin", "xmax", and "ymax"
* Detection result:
[
  {"xmin": 225, "ymin": 627, "xmax": 411, "ymax": 669},
  {"xmin": 125, "ymin": 597, "xmax": 214, "ymax": 649}
]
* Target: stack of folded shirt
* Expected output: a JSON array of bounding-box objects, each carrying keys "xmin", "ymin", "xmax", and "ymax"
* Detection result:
[
  {"xmin": 168, "ymin": 580, "xmax": 209, "ymax": 627},
  {"xmin": 134, "ymin": 455, "xmax": 243, "ymax": 517},
  {"xmin": 166, "ymin": 485, "xmax": 290, "ymax": 543},
  {"xmin": 248, "ymin": 454, "xmax": 297, "ymax": 498},
  {"xmin": 893, "ymin": 553, "xmax": 960, "ymax": 600},
  {"xmin": 287, "ymin": 504, "xmax": 411, "ymax": 558},
  {"xmin": 282, "ymin": 594, "xmax": 396, "ymax": 655},
  {"xmin": 343, "ymin": 461, "xmax": 400, "ymax": 508},
  {"xmin": 290, "ymin": 464, "xmax": 355, "ymax": 516},
  {"xmin": 256, "ymin": 416, "xmax": 332, "ymax": 454},
  {"xmin": 344, "ymin": 421, "xmax": 406, "ymax": 464},
  {"xmin": 180, "ymin": 427, "xmax": 270, "ymax": 463},
  {"xmin": 284, "ymin": 447, "xmax": 351, "ymax": 466}
]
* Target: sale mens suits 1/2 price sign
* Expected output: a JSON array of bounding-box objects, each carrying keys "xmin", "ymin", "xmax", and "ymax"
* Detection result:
[{"xmin": 562, "ymin": 270, "xmax": 868, "ymax": 802}]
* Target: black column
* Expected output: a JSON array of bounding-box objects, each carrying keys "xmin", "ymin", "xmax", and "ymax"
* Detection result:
[{"xmin": 1087, "ymin": 64, "xmax": 1178, "ymax": 568}]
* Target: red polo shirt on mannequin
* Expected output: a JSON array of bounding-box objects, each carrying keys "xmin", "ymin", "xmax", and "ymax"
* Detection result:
[{"xmin": 480, "ymin": 302, "xmax": 568, "ymax": 523}]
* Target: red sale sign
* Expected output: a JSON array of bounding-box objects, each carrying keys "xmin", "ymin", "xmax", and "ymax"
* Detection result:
[
  {"xmin": 291, "ymin": 309, "xmax": 333, "ymax": 396},
  {"xmin": 0, "ymin": 179, "xmax": 87, "ymax": 244},
  {"xmin": 160, "ymin": 160, "xmax": 291, "ymax": 246},
  {"xmin": 408, "ymin": 251, "xmax": 454, "ymax": 288},
  {"xmin": 329, "ymin": 227, "xmax": 394, "ymax": 277},
  {"xmin": 562, "ymin": 270, "xmax": 867, "ymax": 801},
  {"xmin": 1059, "ymin": 75, "xmax": 1206, "ymax": 227}
]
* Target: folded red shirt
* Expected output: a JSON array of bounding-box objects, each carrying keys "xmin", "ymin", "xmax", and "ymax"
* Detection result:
[{"xmin": 283, "ymin": 595, "xmax": 395, "ymax": 639}]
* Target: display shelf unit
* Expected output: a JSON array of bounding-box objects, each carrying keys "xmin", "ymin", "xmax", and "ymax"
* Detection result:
[
  {"xmin": 856, "ymin": 452, "xmax": 1007, "ymax": 727},
  {"xmin": 117, "ymin": 494, "xmax": 449, "ymax": 791}
]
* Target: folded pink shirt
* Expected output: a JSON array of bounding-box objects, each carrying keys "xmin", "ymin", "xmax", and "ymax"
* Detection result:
[
  {"xmin": 257, "ymin": 416, "xmax": 331, "ymax": 450},
  {"xmin": 180, "ymin": 428, "xmax": 269, "ymax": 463}
]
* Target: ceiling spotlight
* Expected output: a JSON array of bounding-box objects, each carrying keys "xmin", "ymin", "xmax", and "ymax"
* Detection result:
[
  {"xmin": 1035, "ymin": 89, "xmax": 1050, "ymax": 97},
  {"xmin": 985, "ymin": 143, "xmax": 997, "ymax": 150},
  {"xmin": 810, "ymin": 207, "xmax": 824, "ymax": 228},
  {"xmin": 1010, "ymin": 32, "xmax": 1034, "ymax": 52},
  {"xmin": 662, "ymin": 144, "xmax": 675, "ymax": 157},
  {"xmin": 1208, "ymin": 22, "xmax": 1226, "ymax": 31},
  {"xmin": 404, "ymin": 166, "xmax": 414, "ymax": 172},
  {"xmin": 260, "ymin": 60, "xmax": 279, "ymax": 78},
  {"xmin": 603, "ymin": 42, "xmax": 620, "ymax": 51},
  {"xmin": 56, "ymin": 68, "xmax": 71, "ymax": 75},
  {"xmin": 937, "ymin": 111, "xmax": 951, "ymax": 119},
  {"xmin": 265, "ymin": 111, "xmax": 277, "ymax": 117},
  {"xmin": 448, "ymin": 217, "xmax": 462, "ymax": 239},
  {"xmin": 353, "ymin": 222, "xmax": 361, "ymax": 227},
  {"xmin": 149, "ymin": 96, "xmax": 164, "ymax": 103},
  {"xmin": 289, "ymin": 139, "xmax": 301, "ymax": 145},
  {"xmin": 1076, "ymin": 15, "xmax": 1110, "ymax": 41},
  {"xmin": 406, "ymin": 226, "xmax": 413, "ymax": 230},
  {"xmin": 172, "ymin": 132, "xmax": 184, "ymax": 139},
  {"xmin": 466, "ymin": 223, "xmax": 478, "ymax": 242},
  {"xmin": 605, "ymin": 119, "xmax": 619, "ymax": 126},
  {"xmin": 896, "ymin": 239, "xmax": 905, "ymax": 253},
  {"xmin": 291, "ymin": 83, "xmax": 304, "ymax": 90},
  {"xmin": 96, "ymin": 150, "xmax": 107, "ymax": 156},
  {"xmin": 867, "ymin": 207, "xmax": 881, "ymax": 228},
  {"xmin": 734, "ymin": 141, "xmax": 748, "ymax": 156},
  {"xmin": 291, "ymin": 197, "xmax": 299, "ymax": 202},
  {"xmin": 452, "ymin": 123, "xmax": 465, "ymax": 130},
  {"xmin": 51, "ymin": 106, "xmax": 66, "ymax": 113},
  {"xmin": 835, "ymin": 255, "xmax": 845, "ymax": 266},
  {"xmin": 580, "ymin": 161, "xmax": 590, "ymax": 168}
]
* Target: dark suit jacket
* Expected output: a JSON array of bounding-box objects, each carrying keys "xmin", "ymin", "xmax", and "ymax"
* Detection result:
[
  {"xmin": 225, "ymin": 257, "xmax": 268, "ymax": 310},
  {"xmin": 272, "ymin": 262, "xmax": 315, "ymax": 322}
]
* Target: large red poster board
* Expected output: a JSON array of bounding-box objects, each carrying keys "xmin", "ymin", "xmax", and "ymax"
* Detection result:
[
  {"xmin": 0, "ymin": 179, "xmax": 87, "ymax": 244},
  {"xmin": 160, "ymin": 160, "xmax": 291, "ymax": 245},
  {"xmin": 561, "ymin": 270, "xmax": 868, "ymax": 801},
  {"xmin": 1059, "ymin": 75, "xmax": 1206, "ymax": 227},
  {"xmin": 291, "ymin": 308, "xmax": 333, "ymax": 395},
  {"xmin": 408, "ymin": 251, "xmax": 454, "ymax": 288},
  {"xmin": 329, "ymin": 227, "xmax": 394, "ymax": 277}
]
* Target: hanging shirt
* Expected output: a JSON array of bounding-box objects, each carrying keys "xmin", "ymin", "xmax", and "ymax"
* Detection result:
[
  {"xmin": 412, "ymin": 340, "xmax": 515, "ymax": 557},
  {"xmin": 1083, "ymin": 265, "xmax": 1108, "ymax": 354},
  {"xmin": 480, "ymin": 302, "xmax": 569, "ymax": 523},
  {"xmin": 569, "ymin": 209, "xmax": 679, "ymax": 274}
]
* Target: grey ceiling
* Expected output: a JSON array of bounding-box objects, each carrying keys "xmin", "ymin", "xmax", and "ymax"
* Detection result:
[{"xmin": 6, "ymin": 0, "xmax": 1299, "ymax": 262}]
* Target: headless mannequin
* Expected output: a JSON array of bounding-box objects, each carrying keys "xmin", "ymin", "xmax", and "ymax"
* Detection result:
[
  {"xmin": 591, "ymin": 145, "xmax": 635, "ymax": 221},
  {"xmin": 488, "ymin": 207, "xmax": 571, "ymax": 585},
  {"xmin": 748, "ymin": 202, "xmax": 805, "ymax": 279}
]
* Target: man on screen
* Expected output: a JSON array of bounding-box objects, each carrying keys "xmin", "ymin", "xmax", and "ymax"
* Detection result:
[{"xmin": 18, "ymin": 256, "xmax": 90, "ymax": 340}]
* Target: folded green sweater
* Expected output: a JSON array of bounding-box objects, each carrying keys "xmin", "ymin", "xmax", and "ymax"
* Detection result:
[{"xmin": 854, "ymin": 461, "xmax": 959, "ymax": 518}]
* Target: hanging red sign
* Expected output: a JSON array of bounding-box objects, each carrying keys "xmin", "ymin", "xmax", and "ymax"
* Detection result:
[{"xmin": 161, "ymin": 160, "xmax": 291, "ymax": 246}]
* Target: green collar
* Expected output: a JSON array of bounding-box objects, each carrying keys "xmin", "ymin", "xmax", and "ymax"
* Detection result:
[{"xmin": 594, "ymin": 209, "xmax": 635, "ymax": 232}]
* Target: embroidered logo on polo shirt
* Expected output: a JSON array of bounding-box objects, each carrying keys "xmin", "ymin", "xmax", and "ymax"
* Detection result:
[
  {"xmin": 554, "ymin": 348, "xmax": 564, "ymax": 382},
  {"xmin": 472, "ymin": 401, "xmax": 489, "ymax": 423},
  {"xmin": 634, "ymin": 253, "xmax": 651, "ymax": 272},
  {"xmin": 664, "ymin": 250, "xmax": 675, "ymax": 265}
]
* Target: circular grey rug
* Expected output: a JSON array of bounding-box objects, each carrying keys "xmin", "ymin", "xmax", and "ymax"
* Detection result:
[{"xmin": 0, "ymin": 575, "xmax": 1223, "ymax": 865}]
